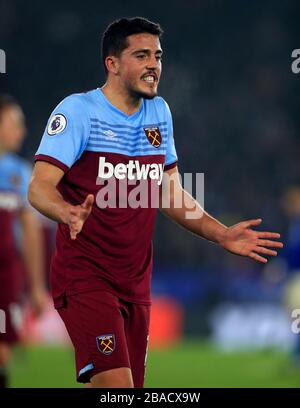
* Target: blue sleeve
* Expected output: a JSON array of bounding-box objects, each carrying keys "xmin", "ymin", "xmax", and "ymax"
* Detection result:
[
  {"xmin": 35, "ymin": 94, "xmax": 90, "ymax": 172},
  {"xmin": 164, "ymin": 100, "xmax": 178, "ymax": 169}
]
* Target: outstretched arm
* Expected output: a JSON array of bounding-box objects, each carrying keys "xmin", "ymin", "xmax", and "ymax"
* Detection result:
[
  {"xmin": 28, "ymin": 161, "xmax": 94, "ymax": 240},
  {"xmin": 159, "ymin": 166, "xmax": 283, "ymax": 263}
]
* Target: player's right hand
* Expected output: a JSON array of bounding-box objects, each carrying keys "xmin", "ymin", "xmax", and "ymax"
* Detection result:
[{"xmin": 67, "ymin": 194, "xmax": 94, "ymax": 240}]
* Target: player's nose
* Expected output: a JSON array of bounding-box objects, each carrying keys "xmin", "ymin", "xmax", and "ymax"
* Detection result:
[{"xmin": 146, "ymin": 55, "xmax": 160, "ymax": 71}]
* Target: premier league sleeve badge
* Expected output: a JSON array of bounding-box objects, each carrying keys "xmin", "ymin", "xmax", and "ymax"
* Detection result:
[{"xmin": 47, "ymin": 114, "xmax": 67, "ymax": 135}]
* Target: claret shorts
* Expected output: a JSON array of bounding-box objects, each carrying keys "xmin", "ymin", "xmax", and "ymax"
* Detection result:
[{"xmin": 57, "ymin": 290, "xmax": 150, "ymax": 387}]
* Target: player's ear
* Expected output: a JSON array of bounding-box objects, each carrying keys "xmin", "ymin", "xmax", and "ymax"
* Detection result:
[{"xmin": 105, "ymin": 56, "xmax": 120, "ymax": 75}]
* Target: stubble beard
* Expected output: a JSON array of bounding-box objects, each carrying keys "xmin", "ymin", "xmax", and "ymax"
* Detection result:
[{"xmin": 128, "ymin": 82, "xmax": 158, "ymax": 101}]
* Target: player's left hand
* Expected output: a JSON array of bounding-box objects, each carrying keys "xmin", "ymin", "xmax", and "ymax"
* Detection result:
[{"xmin": 219, "ymin": 218, "xmax": 283, "ymax": 263}]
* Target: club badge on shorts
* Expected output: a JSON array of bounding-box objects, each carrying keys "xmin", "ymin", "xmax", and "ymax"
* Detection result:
[
  {"xmin": 47, "ymin": 114, "xmax": 67, "ymax": 135},
  {"xmin": 96, "ymin": 334, "xmax": 116, "ymax": 355},
  {"xmin": 144, "ymin": 127, "xmax": 162, "ymax": 148}
]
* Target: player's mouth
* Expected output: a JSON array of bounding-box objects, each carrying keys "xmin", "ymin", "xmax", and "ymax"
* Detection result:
[{"xmin": 141, "ymin": 73, "xmax": 158, "ymax": 85}]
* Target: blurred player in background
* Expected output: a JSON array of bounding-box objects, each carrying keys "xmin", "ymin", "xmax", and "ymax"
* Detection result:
[
  {"xmin": 281, "ymin": 186, "xmax": 300, "ymax": 364},
  {"xmin": 28, "ymin": 17, "xmax": 283, "ymax": 388},
  {"xmin": 0, "ymin": 95, "xmax": 47, "ymax": 387}
]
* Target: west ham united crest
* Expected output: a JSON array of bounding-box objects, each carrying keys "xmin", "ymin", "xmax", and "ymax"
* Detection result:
[
  {"xmin": 144, "ymin": 127, "xmax": 162, "ymax": 148},
  {"xmin": 96, "ymin": 334, "xmax": 116, "ymax": 355}
]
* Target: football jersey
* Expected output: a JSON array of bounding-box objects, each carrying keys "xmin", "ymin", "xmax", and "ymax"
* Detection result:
[
  {"xmin": 35, "ymin": 88, "xmax": 177, "ymax": 307},
  {"xmin": 0, "ymin": 153, "xmax": 31, "ymax": 269}
]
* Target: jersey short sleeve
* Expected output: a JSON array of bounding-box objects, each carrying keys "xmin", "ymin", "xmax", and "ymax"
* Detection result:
[
  {"xmin": 35, "ymin": 94, "xmax": 90, "ymax": 172},
  {"xmin": 163, "ymin": 100, "xmax": 178, "ymax": 170}
]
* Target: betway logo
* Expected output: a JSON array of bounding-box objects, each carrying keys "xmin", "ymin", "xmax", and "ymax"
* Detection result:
[{"xmin": 98, "ymin": 157, "xmax": 164, "ymax": 185}]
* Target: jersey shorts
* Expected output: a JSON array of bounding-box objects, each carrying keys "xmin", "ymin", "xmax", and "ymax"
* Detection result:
[{"xmin": 57, "ymin": 290, "xmax": 150, "ymax": 387}]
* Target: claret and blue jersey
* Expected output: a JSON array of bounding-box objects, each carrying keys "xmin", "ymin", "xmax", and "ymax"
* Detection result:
[
  {"xmin": 35, "ymin": 88, "xmax": 178, "ymax": 307},
  {"xmin": 0, "ymin": 153, "xmax": 31, "ymax": 345},
  {"xmin": 0, "ymin": 153, "xmax": 31, "ymax": 267},
  {"xmin": 36, "ymin": 88, "xmax": 177, "ymax": 172}
]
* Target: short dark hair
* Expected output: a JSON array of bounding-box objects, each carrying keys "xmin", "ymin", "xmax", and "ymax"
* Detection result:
[
  {"xmin": 0, "ymin": 94, "xmax": 19, "ymax": 121},
  {"xmin": 101, "ymin": 17, "xmax": 163, "ymax": 74}
]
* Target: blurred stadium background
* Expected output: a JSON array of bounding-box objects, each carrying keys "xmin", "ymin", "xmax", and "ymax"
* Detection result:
[{"xmin": 1, "ymin": 0, "xmax": 300, "ymax": 387}]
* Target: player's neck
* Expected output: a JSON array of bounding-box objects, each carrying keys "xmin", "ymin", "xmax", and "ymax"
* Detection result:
[{"xmin": 101, "ymin": 83, "xmax": 142, "ymax": 116}]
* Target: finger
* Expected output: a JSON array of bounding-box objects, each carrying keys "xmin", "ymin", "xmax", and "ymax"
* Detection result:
[
  {"xmin": 70, "ymin": 208, "xmax": 79, "ymax": 216},
  {"xmin": 240, "ymin": 218, "xmax": 262, "ymax": 229},
  {"xmin": 70, "ymin": 225, "xmax": 79, "ymax": 240},
  {"xmin": 254, "ymin": 247, "xmax": 277, "ymax": 256},
  {"xmin": 81, "ymin": 194, "xmax": 94, "ymax": 210},
  {"xmin": 70, "ymin": 231, "xmax": 77, "ymax": 240},
  {"xmin": 256, "ymin": 232, "xmax": 281, "ymax": 239},
  {"xmin": 257, "ymin": 240, "xmax": 284, "ymax": 248},
  {"xmin": 70, "ymin": 215, "xmax": 78, "ymax": 223},
  {"xmin": 249, "ymin": 251, "xmax": 268, "ymax": 263}
]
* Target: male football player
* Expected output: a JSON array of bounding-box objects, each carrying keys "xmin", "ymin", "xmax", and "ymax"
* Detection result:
[
  {"xmin": 28, "ymin": 17, "xmax": 283, "ymax": 388},
  {"xmin": 0, "ymin": 94, "xmax": 47, "ymax": 387}
]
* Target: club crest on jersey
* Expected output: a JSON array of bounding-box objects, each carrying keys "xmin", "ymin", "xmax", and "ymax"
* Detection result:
[
  {"xmin": 144, "ymin": 127, "xmax": 162, "ymax": 148},
  {"xmin": 47, "ymin": 114, "xmax": 67, "ymax": 135},
  {"xmin": 96, "ymin": 334, "xmax": 115, "ymax": 355}
]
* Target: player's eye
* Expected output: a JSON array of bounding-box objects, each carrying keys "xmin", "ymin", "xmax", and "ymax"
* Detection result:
[
  {"xmin": 136, "ymin": 54, "xmax": 146, "ymax": 59},
  {"xmin": 156, "ymin": 55, "xmax": 162, "ymax": 61}
]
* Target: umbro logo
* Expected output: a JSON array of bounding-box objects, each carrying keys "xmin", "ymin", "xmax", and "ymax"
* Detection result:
[{"xmin": 103, "ymin": 129, "xmax": 117, "ymax": 139}]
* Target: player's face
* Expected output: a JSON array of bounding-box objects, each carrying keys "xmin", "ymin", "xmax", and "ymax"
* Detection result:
[
  {"xmin": 0, "ymin": 105, "xmax": 26, "ymax": 152},
  {"xmin": 117, "ymin": 33, "xmax": 162, "ymax": 100}
]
